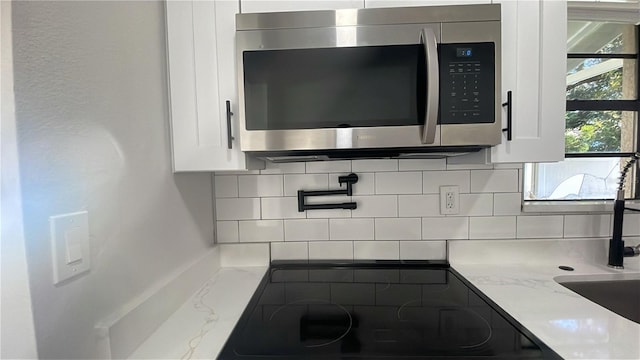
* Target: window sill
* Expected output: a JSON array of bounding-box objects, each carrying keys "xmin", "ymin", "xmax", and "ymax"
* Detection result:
[{"xmin": 522, "ymin": 199, "xmax": 640, "ymax": 214}]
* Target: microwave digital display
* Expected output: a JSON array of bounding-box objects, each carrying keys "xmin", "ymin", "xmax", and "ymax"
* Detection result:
[{"xmin": 457, "ymin": 48, "xmax": 472, "ymax": 57}]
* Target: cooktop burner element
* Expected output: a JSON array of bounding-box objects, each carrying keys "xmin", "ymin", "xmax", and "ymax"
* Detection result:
[
  {"xmin": 269, "ymin": 299, "xmax": 354, "ymax": 348},
  {"xmin": 218, "ymin": 262, "xmax": 559, "ymax": 359}
]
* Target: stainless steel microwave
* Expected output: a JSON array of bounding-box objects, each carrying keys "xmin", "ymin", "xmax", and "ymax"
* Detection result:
[{"xmin": 235, "ymin": 4, "xmax": 502, "ymax": 161}]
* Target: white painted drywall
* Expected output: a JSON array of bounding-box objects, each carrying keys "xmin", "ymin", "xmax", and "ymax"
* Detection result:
[
  {"xmin": 1, "ymin": 1, "xmax": 38, "ymax": 358},
  {"xmin": 11, "ymin": 1, "xmax": 214, "ymax": 358}
]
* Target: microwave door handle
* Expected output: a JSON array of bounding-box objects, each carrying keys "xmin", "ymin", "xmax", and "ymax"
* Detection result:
[{"xmin": 420, "ymin": 28, "xmax": 438, "ymax": 144}]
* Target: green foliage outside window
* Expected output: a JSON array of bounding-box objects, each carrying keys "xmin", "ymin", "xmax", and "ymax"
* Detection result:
[
  {"xmin": 565, "ymin": 35, "xmax": 627, "ymax": 153},
  {"xmin": 565, "ymin": 61, "xmax": 623, "ymax": 153}
]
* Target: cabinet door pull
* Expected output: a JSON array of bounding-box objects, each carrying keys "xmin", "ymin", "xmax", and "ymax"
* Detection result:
[
  {"xmin": 226, "ymin": 100, "xmax": 234, "ymax": 149},
  {"xmin": 501, "ymin": 90, "xmax": 512, "ymax": 141}
]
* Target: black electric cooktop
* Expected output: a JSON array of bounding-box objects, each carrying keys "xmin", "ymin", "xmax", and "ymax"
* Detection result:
[{"xmin": 218, "ymin": 261, "xmax": 560, "ymax": 359}]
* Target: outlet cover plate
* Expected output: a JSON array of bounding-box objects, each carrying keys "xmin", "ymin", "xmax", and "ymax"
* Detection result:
[
  {"xmin": 50, "ymin": 211, "xmax": 90, "ymax": 285},
  {"xmin": 440, "ymin": 185, "xmax": 460, "ymax": 215}
]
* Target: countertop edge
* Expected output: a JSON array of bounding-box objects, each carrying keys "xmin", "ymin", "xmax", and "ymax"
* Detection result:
[{"xmin": 128, "ymin": 265, "xmax": 268, "ymax": 360}]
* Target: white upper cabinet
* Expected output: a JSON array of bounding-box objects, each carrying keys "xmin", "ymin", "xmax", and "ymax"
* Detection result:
[
  {"xmin": 491, "ymin": 0, "xmax": 567, "ymax": 163},
  {"xmin": 241, "ymin": 0, "xmax": 364, "ymax": 13},
  {"xmin": 369, "ymin": 0, "xmax": 568, "ymax": 164},
  {"xmin": 365, "ymin": 0, "xmax": 489, "ymax": 7},
  {"xmin": 165, "ymin": 0, "xmax": 253, "ymax": 172}
]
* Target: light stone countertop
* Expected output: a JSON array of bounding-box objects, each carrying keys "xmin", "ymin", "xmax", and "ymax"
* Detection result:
[
  {"xmin": 450, "ymin": 238, "xmax": 640, "ymax": 360},
  {"xmin": 128, "ymin": 266, "xmax": 267, "ymax": 360},
  {"xmin": 130, "ymin": 238, "xmax": 639, "ymax": 360}
]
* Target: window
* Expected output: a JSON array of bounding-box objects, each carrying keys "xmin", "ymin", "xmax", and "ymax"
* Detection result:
[{"xmin": 524, "ymin": 8, "xmax": 639, "ymax": 203}]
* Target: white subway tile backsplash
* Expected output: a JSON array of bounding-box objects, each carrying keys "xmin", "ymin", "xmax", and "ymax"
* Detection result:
[
  {"xmin": 238, "ymin": 175, "xmax": 283, "ymax": 197},
  {"xmin": 260, "ymin": 161, "xmax": 305, "ymax": 174},
  {"xmin": 284, "ymin": 174, "xmax": 329, "ymax": 196},
  {"xmin": 271, "ymin": 242, "xmax": 309, "ymax": 260},
  {"xmin": 469, "ymin": 216, "xmax": 516, "ymax": 239},
  {"xmin": 285, "ymin": 219, "xmax": 329, "ymax": 241},
  {"xmin": 214, "ymin": 176, "xmax": 238, "ymax": 198},
  {"xmin": 352, "ymin": 195, "xmax": 398, "ymax": 218},
  {"xmin": 341, "ymin": 172, "xmax": 374, "ymax": 195},
  {"xmin": 494, "ymin": 163, "xmax": 523, "ymax": 169},
  {"xmin": 399, "ymin": 159, "xmax": 446, "ymax": 171},
  {"xmin": 375, "ymin": 218, "xmax": 421, "ymax": 240},
  {"xmin": 261, "ymin": 197, "xmax": 305, "ymax": 219},
  {"xmin": 215, "ymin": 161, "xmax": 616, "ymax": 263},
  {"xmin": 423, "ymin": 171, "xmax": 470, "ymax": 194},
  {"xmin": 400, "ymin": 241, "xmax": 447, "ymax": 260},
  {"xmin": 493, "ymin": 193, "xmax": 522, "ymax": 216},
  {"xmin": 446, "ymin": 163, "xmax": 493, "ymax": 170},
  {"xmin": 352, "ymin": 159, "xmax": 398, "ymax": 172},
  {"xmin": 623, "ymin": 213, "xmax": 640, "ymax": 236},
  {"xmin": 215, "ymin": 170, "xmax": 260, "ymax": 175},
  {"xmin": 518, "ymin": 169, "xmax": 523, "ymax": 193},
  {"xmin": 306, "ymin": 208, "xmax": 352, "ymax": 219},
  {"xmin": 309, "ymin": 241, "xmax": 353, "ymax": 260},
  {"xmin": 471, "ymin": 170, "xmax": 519, "ymax": 193},
  {"xmin": 306, "ymin": 161, "xmax": 351, "ymax": 173},
  {"xmin": 375, "ymin": 172, "xmax": 422, "ymax": 194},
  {"xmin": 330, "ymin": 218, "xmax": 374, "ymax": 240},
  {"xmin": 216, "ymin": 221, "xmax": 238, "ymax": 243},
  {"xmin": 219, "ymin": 243, "xmax": 269, "ymax": 267},
  {"xmin": 354, "ymin": 241, "xmax": 399, "ymax": 260},
  {"xmin": 328, "ymin": 173, "xmax": 374, "ymax": 196},
  {"xmin": 458, "ymin": 194, "xmax": 493, "ymax": 216},
  {"xmin": 398, "ymin": 195, "xmax": 439, "ymax": 217},
  {"xmin": 516, "ymin": 216, "xmax": 563, "ymax": 239},
  {"xmin": 260, "ymin": 162, "xmax": 306, "ymax": 174},
  {"xmin": 564, "ymin": 214, "xmax": 611, "ymax": 238},
  {"xmin": 422, "ymin": 217, "xmax": 469, "ymax": 240},
  {"xmin": 216, "ymin": 198, "xmax": 261, "ymax": 220},
  {"xmin": 239, "ymin": 220, "xmax": 284, "ymax": 242}
]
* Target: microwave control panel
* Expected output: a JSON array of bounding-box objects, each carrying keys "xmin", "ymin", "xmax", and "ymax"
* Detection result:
[{"xmin": 438, "ymin": 42, "xmax": 495, "ymax": 124}]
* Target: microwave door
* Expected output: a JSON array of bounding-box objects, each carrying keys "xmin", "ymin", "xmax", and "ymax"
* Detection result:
[{"xmin": 236, "ymin": 24, "xmax": 443, "ymax": 152}]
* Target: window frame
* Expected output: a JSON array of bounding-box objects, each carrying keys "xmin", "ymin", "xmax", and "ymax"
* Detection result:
[
  {"xmin": 522, "ymin": 3, "xmax": 640, "ymax": 212},
  {"xmin": 564, "ymin": 24, "xmax": 640, "ymax": 199}
]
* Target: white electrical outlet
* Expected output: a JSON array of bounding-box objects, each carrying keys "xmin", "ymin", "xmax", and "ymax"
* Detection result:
[{"xmin": 440, "ymin": 186, "xmax": 459, "ymax": 215}]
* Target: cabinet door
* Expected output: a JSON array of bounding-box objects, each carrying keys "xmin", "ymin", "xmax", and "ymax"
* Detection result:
[
  {"xmin": 365, "ymin": 0, "xmax": 489, "ymax": 8},
  {"xmin": 166, "ymin": 0, "xmax": 248, "ymax": 171},
  {"xmin": 241, "ymin": 0, "xmax": 364, "ymax": 13},
  {"xmin": 491, "ymin": 0, "xmax": 567, "ymax": 163}
]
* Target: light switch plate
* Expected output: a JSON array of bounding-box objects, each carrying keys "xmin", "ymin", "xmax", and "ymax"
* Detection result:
[{"xmin": 50, "ymin": 211, "xmax": 90, "ymax": 285}]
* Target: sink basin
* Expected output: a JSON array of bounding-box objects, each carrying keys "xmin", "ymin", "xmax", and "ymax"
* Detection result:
[{"xmin": 556, "ymin": 275, "xmax": 640, "ymax": 324}]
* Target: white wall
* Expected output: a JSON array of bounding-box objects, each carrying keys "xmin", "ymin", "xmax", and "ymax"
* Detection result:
[
  {"xmin": 11, "ymin": 1, "xmax": 215, "ymax": 358},
  {"xmin": 1, "ymin": 1, "xmax": 38, "ymax": 358}
]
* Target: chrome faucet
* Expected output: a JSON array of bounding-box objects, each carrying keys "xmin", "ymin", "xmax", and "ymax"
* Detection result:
[{"xmin": 608, "ymin": 153, "xmax": 640, "ymax": 269}]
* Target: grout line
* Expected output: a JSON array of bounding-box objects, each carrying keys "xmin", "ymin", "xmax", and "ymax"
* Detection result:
[
  {"xmin": 372, "ymin": 217, "xmax": 376, "ymax": 241},
  {"xmin": 235, "ymin": 220, "xmax": 240, "ymax": 243},
  {"xmin": 281, "ymin": 219, "xmax": 286, "ymax": 242},
  {"xmin": 351, "ymin": 240, "xmax": 355, "ymax": 260}
]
